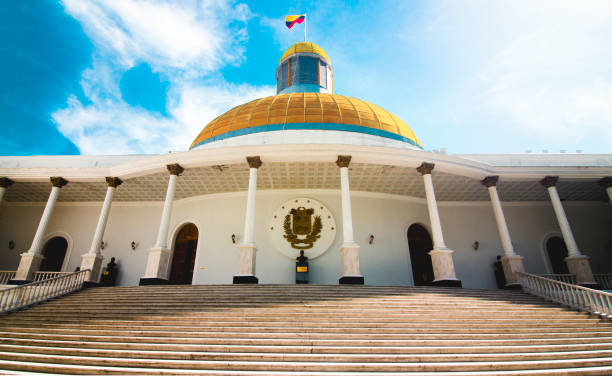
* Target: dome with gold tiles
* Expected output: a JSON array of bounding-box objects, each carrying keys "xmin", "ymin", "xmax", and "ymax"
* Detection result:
[{"xmin": 189, "ymin": 42, "xmax": 422, "ymax": 150}]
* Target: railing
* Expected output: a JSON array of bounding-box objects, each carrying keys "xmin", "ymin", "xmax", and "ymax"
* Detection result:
[
  {"xmin": 0, "ymin": 269, "xmax": 90, "ymax": 314},
  {"xmin": 34, "ymin": 271, "xmax": 70, "ymax": 281},
  {"xmin": 595, "ymin": 274, "xmax": 612, "ymax": 290},
  {"xmin": 518, "ymin": 272, "xmax": 612, "ymax": 319},
  {"xmin": 540, "ymin": 274, "xmax": 576, "ymax": 284},
  {"xmin": 0, "ymin": 271, "xmax": 16, "ymax": 285}
]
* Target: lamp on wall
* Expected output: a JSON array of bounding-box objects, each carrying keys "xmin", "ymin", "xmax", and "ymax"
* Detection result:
[
  {"xmin": 131, "ymin": 241, "xmax": 138, "ymax": 250},
  {"xmin": 100, "ymin": 241, "xmax": 107, "ymax": 250},
  {"xmin": 231, "ymin": 234, "xmax": 236, "ymax": 244},
  {"xmin": 472, "ymin": 241, "xmax": 480, "ymax": 251},
  {"xmin": 369, "ymin": 235, "xmax": 374, "ymax": 245}
]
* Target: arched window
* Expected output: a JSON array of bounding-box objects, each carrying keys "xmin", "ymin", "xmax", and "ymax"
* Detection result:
[
  {"xmin": 39, "ymin": 236, "xmax": 68, "ymax": 272},
  {"xmin": 169, "ymin": 223, "xmax": 198, "ymax": 284},
  {"xmin": 407, "ymin": 224, "xmax": 435, "ymax": 286}
]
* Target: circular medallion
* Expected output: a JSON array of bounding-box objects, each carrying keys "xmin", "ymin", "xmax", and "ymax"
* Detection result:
[{"xmin": 269, "ymin": 198, "xmax": 337, "ymax": 259}]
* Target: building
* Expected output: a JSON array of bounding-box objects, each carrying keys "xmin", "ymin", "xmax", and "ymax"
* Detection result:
[{"xmin": 0, "ymin": 42, "xmax": 611, "ymax": 289}]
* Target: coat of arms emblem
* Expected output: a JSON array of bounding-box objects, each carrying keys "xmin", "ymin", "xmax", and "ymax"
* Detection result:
[{"xmin": 283, "ymin": 207, "xmax": 322, "ymax": 249}]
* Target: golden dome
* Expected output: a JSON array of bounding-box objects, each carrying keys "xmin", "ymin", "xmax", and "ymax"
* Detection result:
[
  {"xmin": 280, "ymin": 42, "xmax": 331, "ymax": 64},
  {"xmin": 190, "ymin": 93, "xmax": 422, "ymax": 149}
]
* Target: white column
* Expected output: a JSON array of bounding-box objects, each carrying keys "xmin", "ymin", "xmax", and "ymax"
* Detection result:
[
  {"xmin": 600, "ymin": 177, "xmax": 612, "ymax": 203},
  {"xmin": 81, "ymin": 177, "xmax": 122, "ymax": 283},
  {"xmin": 13, "ymin": 177, "xmax": 67, "ymax": 282},
  {"xmin": 416, "ymin": 163, "xmax": 460, "ymax": 286},
  {"xmin": 0, "ymin": 177, "xmax": 14, "ymax": 204},
  {"xmin": 234, "ymin": 156, "xmax": 261, "ymax": 284},
  {"xmin": 141, "ymin": 164, "xmax": 183, "ymax": 284},
  {"xmin": 336, "ymin": 156, "xmax": 363, "ymax": 284},
  {"xmin": 541, "ymin": 176, "xmax": 595, "ymax": 286},
  {"xmin": 482, "ymin": 176, "xmax": 524, "ymax": 287}
]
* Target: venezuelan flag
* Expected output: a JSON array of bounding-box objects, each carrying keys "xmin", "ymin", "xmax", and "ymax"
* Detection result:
[{"xmin": 285, "ymin": 15, "xmax": 305, "ymax": 29}]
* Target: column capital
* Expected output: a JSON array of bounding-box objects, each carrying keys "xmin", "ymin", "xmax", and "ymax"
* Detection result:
[
  {"xmin": 105, "ymin": 177, "xmax": 123, "ymax": 188},
  {"xmin": 336, "ymin": 155, "xmax": 352, "ymax": 168},
  {"xmin": 416, "ymin": 162, "xmax": 435, "ymax": 175},
  {"xmin": 0, "ymin": 177, "xmax": 14, "ymax": 188},
  {"xmin": 166, "ymin": 163, "xmax": 184, "ymax": 176},
  {"xmin": 50, "ymin": 177, "xmax": 68, "ymax": 188},
  {"xmin": 599, "ymin": 177, "xmax": 612, "ymax": 188},
  {"xmin": 481, "ymin": 175, "xmax": 499, "ymax": 187},
  {"xmin": 540, "ymin": 176, "xmax": 558, "ymax": 188},
  {"xmin": 246, "ymin": 156, "xmax": 263, "ymax": 169}
]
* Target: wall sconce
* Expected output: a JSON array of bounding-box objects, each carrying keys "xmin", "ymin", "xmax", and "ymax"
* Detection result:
[
  {"xmin": 231, "ymin": 234, "xmax": 236, "ymax": 244},
  {"xmin": 369, "ymin": 234, "xmax": 374, "ymax": 245},
  {"xmin": 100, "ymin": 241, "xmax": 107, "ymax": 250},
  {"xmin": 131, "ymin": 241, "xmax": 138, "ymax": 250},
  {"xmin": 472, "ymin": 241, "xmax": 479, "ymax": 251},
  {"xmin": 8, "ymin": 241, "xmax": 15, "ymax": 250}
]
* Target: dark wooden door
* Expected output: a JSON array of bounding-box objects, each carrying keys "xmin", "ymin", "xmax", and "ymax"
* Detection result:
[
  {"xmin": 546, "ymin": 236, "xmax": 569, "ymax": 274},
  {"xmin": 39, "ymin": 237, "xmax": 68, "ymax": 272},
  {"xmin": 408, "ymin": 224, "xmax": 435, "ymax": 286},
  {"xmin": 169, "ymin": 224, "xmax": 198, "ymax": 284}
]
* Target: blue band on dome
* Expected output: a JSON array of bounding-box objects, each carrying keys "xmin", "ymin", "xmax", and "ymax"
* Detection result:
[{"xmin": 190, "ymin": 123, "xmax": 423, "ymax": 150}]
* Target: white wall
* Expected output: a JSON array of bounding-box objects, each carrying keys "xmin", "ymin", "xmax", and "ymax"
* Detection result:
[{"xmin": 0, "ymin": 191, "xmax": 610, "ymax": 288}]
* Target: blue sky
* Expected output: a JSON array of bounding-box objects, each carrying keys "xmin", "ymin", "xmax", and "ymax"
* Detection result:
[{"xmin": 1, "ymin": 0, "xmax": 612, "ymax": 156}]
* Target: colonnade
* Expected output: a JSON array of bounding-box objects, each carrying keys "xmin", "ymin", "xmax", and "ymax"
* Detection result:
[{"xmin": 0, "ymin": 159, "xmax": 610, "ymax": 287}]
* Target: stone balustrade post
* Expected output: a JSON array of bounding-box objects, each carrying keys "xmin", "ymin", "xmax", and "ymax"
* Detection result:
[
  {"xmin": 140, "ymin": 164, "xmax": 183, "ymax": 285},
  {"xmin": 540, "ymin": 176, "xmax": 597, "ymax": 287},
  {"xmin": 11, "ymin": 177, "xmax": 68, "ymax": 284},
  {"xmin": 336, "ymin": 155, "xmax": 364, "ymax": 285},
  {"xmin": 234, "ymin": 156, "xmax": 262, "ymax": 284},
  {"xmin": 416, "ymin": 163, "xmax": 461, "ymax": 287},
  {"xmin": 482, "ymin": 176, "xmax": 524, "ymax": 288},
  {"xmin": 81, "ymin": 177, "xmax": 122, "ymax": 284}
]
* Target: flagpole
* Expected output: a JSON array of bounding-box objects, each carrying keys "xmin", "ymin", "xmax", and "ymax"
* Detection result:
[{"xmin": 304, "ymin": 14, "xmax": 307, "ymax": 42}]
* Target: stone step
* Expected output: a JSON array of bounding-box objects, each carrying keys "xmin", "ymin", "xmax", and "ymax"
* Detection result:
[
  {"xmin": 2, "ymin": 344, "xmax": 612, "ymax": 363},
  {"xmin": 3, "ymin": 337, "xmax": 612, "ymax": 354},
  {"xmin": 2, "ymin": 351, "xmax": 612, "ymax": 372}
]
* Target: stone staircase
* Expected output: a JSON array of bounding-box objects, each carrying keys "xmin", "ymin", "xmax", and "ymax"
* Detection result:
[{"xmin": 0, "ymin": 284, "xmax": 612, "ymax": 375}]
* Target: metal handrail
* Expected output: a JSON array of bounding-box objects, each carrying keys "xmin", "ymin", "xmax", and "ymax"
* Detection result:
[
  {"xmin": 33, "ymin": 271, "xmax": 71, "ymax": 281},
  {"xmin": 0, "ymin": 271, "xmax": 16, "ymax": 285},
  {"xmin": 539, "ymin": 274, "xmax": 576, "ymax": 284},
  {"xmin": 518, "ymin": 272, "xmax": 612, "ymax": 319},
  {"xmin": 594, "ymin": 274, "xmax": 612, "ymax": 290},
  {"xmin": 0, "ymin": 269, "xmax": 90, "ymax": 314}
]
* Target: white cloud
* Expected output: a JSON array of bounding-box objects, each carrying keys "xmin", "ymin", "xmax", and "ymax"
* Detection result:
[{"xmin": 53, "ymin": 0, "xmax": 275, "ymax": 155}]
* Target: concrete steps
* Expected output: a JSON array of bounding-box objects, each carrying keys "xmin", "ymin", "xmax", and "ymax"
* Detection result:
[{"xmin": 0, "ymin": 284, "xmax": 611, "ymax": 374}]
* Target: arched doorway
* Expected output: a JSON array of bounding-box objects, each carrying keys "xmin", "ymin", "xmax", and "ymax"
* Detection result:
[
  {"xmin": 39, "ymin": 236, "xmax": 68, "ymax": 272},
  {"xmin": 546, "ymin": 236, "xmax": 569, "ymax": 274},
  {"xmin": 408, "ymin": 224, "xmax": 435, "ymax": 286},
  {"xmin": 169, "ymin": 223, "xmax": 198, "ymax": 284}
]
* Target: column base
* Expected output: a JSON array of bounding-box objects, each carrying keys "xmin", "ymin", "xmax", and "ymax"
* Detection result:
[
  {"xmin": 12, "ymin": 252, "xmax": 44, "ymax": 282},
  {"xmin": 430, "ymin": 279, "xmax": 462, "ymax": 288},
  {"xmin": 339, "ymin": 275, "xmax": 365, "ymax": 285},
  {"xmin": 565, "ymin": 255, "xmax": 596, "ymax": 286},
  {"xmin": 501, "ymin": 255, "xmax": 525, "ymax": 286},
  {"xmin": 237, "ymin": 244, "xmax": 257, "ymax": 277},
  {"xmin": 233, "ymin": 275, "xmax": 259, "ymax": 284},
  {"xmin": 80, "ymin": 253, "xmax": 104, "ymax": 284},
  {"xmin": 339, "ymin": 243, "xmax": 362, "ymax": 279},
  {"xmin": 429, "ymin": 248, "xmax": 459, "ymax": 281},
  {"xmin": 139, "ymin": 278, "xmax": 170, "ymax": 286},
  {"xmin": 142, "ymin": 247, "xmax": 172, "ymax": 281}
]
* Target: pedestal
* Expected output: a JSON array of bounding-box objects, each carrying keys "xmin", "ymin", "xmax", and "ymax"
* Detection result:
[
  {"xmin": 9, "ymin": 252, "xmax": 44, "ymax": 284},
  {"xmin": 429, "ymin": 249, "xmax": 462, "ymax": 287},
  {"xmin": 501, "ymin": 255, "xmax": 524, "ymax": 289},
  {"xmin": 565, "ymin": 255, "xmax": 598, "ymax": 288},
  {"xmin": 233, "ymin": 244, "xmax": 258, "ymax": 284},
  {"xmin": 139, "ymin": 247, "xmax": 171, "ymax": 285},
  {"xmin": 339, "ymin": 244, "xmax": 364, "ymax": 285},
  {"xmin": 80, "ymin": 253, "xmax": 104, "ymax": 284}
]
